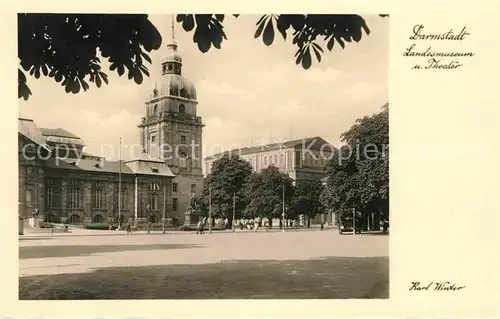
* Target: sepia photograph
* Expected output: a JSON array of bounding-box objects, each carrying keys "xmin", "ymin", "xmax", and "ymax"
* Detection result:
[{"xmin": 18, "ymin": 13, "xmax": 389, "ymax": 299}]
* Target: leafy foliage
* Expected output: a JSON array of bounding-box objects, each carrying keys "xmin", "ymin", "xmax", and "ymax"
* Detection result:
[
  {"xmin": 18, "ymin": 13, "xmax": 162, "ymax": 100},
  {"xmin": 243, "ymin": 166, "xmax": 295, "ymax": 219},
  {"xmin": 200, "ymin": 155, "xmax": 253, "ymax": 224},
  {"xmin": 18, "ymin": 13, "xmax": 388, "ymax": 100},
  {"xmin": 321, "ymin": 103, "xmax": 389, "ymax": 217},
  {"xmin": 290, "ymin": 180, "xmax": 324, "ymax": 222},
  {"xmin": 179, "ymin": 14, "xmax": 388, "ymax": 69}
]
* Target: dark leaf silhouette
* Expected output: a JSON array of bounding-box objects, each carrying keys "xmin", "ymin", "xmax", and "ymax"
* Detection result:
[
  {"xmin": 18, "ymin": 13, "xmax": 161, "ymax": 100},
  {"xmin": 301, "ymin": 47, "xmax": 312, "ymax": 69},
  {"xmin": 254, "ymin": 16, "xmax": 267, "ymax": 39},
  {"xmin": 182, "ymin": 15, "xmax": 195, "ymax": 31},
  {"xmin": 18, "ymin": 13, "xmax": 387, "ymax": 100},
  {"xmin": 262, "ymin": 18, "xmax": 275, "ymax": 46}
]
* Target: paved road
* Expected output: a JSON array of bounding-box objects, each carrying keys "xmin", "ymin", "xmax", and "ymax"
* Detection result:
[{"xmin": 20, "ymin": 228, "xmax": 388, "ymax": 277}]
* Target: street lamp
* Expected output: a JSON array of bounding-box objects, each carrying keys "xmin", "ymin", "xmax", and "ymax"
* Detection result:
[
  {"xmin": 162, "ymin": 183, "xmax": 166, "ymax": 234},
  {"xmin": 208, "ymin": 186, "xmax": 212, "ymax": 234},
  {"xmin": 352, "ymin": 207, "xmax": 356, "ymax": 236},
  {"xmin": 232, "ymin": 193, "xmax": 236, "ymax": 233},
  {"xmin": 282, "ymin": 183, "xmax": 286, "ymax": 232},
  {"xmin": 146, "ymin": 204, "xmax": 150, "ymax": 234}
]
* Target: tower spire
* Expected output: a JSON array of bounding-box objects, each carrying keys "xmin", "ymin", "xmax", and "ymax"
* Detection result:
[{"xmin": 171, "ymin": 14, "xmax": 176, "ymax": 44}]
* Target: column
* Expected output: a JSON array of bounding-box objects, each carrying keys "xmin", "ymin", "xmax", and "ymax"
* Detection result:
[
  {"xmin": 134, "ymin": 177, "xmax": 138, "ymax": 218},
  {"xmin": 60, "ymin": 179, "xmax": 67, "ymax": 218}
]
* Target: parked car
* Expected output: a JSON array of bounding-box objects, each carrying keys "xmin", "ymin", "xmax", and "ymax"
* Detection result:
[{"xmin": 338, "ymin": 214, "xmax": 363, "ymax": 235}]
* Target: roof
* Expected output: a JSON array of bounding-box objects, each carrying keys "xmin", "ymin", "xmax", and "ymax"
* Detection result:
[
  {"xmin": 125, "ymin": 151, "xmax": 166, "ymax": 164},
  {"xmin": 45, "ymin": 157, "xmax": 134, "ymax": 174},
  {"xmin": 41, "ymin": 128, "xmax": 85, "ymax": 146},
  {"xmin": 156, "ymin": 73, "xmax": 197, "ymax": 101},
  {"xmin": 204, "ymin": 136, "xmax": 336, "ymax": 160},
  {"xmin": 18, "ymin": 117, "xmax": 51, "ymax": 152},
  {"xmin": 40, "ymin": 128, "xmax": 80, "ymax": 139},
  {"xmin": 162, "ymin": 43, "xmax": 183, "ymax": 64},
  {"xmin": 44, "ymin": 155, "xmax": 175, "ymax": 177},
  {"xmin": 124, "ymin": 151, "xmax": 175, "ymax": 177}
]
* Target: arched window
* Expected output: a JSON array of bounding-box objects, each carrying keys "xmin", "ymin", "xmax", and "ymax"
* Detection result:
[
  {"xmin": 149, "ymin": 182, "xmax": 160, "ymax": 190},
  {"xmin": 153, "ymin": 104, "xmax": 158, "ymax": 115},
  {"xmin": 178, "ymin": 104, "xmax": 185, "ymax": 114},
  {"xmin": 179, "ymin": 152, "xmax": 188, "ymax": 169}
]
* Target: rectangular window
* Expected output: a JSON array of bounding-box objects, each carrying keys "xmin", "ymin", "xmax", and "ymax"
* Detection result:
[
  {"xmin": 25, "ymin": 189, "xmax": 33, "ymax": 207},
  {"xmin": 151, "ymin": 134, "xmax": 156, "ymax": 143},
  {"xmin": 150, "ymin": 194, "xmax": 159, "ymax": 210},
  {"xmin": 26, "ymin": 167, "xmax": 32, "ymax": 179},
  {"xmin": 68, "ymin": 185, "xmax": 84, "ymax": 209},
  {"xmin": 92, "ymin": 183, "xmax": 105, "ymax": 209},
  {"xmin": 172, "ymin": 198, "xmax": 178, "ymax": 211},
  {"xmin": 115, "ymin": 188, "xmax": 126, "ymax": 210},
  {"xmin": 191, "ymin": 184, "xmax": 196, "ymax": 194},
  {"xmin": 181, "ymin": 135, "xmax": 187, "ymax": 144},
  {"xmin": 295, "ymin": 151, "xmax": 302, "ymax": 167},
  {"xmin": 46, "ymin": 180, "xmax": 61, "ymax": 208},
  {"xmin": 172, "ymin": 183, "xmax": 178, "ymax": 192}
]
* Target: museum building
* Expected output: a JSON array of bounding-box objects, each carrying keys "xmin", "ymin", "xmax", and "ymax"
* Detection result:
[{"xmin": 18, "ymin": 36, "xmax": 204, "ymax": 225}]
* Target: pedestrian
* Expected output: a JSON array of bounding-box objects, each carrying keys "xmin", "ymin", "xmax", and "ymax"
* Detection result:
[{"xmin": 196, "ymin": 219, "xmax": 202, "ymax": 234}]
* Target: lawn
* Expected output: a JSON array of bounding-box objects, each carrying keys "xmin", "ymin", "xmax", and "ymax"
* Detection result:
[{"xmin": 19, "ymin": 256, "xmax": 388, "ymax": 299}]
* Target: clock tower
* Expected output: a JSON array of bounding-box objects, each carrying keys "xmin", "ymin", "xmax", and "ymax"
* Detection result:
[{"xmin": 138, "ymin": 20, "xmax": 204, "ymax": 223}]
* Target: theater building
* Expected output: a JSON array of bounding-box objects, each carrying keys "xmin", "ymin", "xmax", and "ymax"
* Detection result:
[{"xmin": 204, "ymin": 136, "xmax": 335, "ymax": 183}]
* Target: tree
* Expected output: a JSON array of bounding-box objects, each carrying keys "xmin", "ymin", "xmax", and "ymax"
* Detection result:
[
  {"xmin": 201, "ymin": 155, "xmax": 253, "ymax": 228},
  {"xmin": 291, "ymin": 179, "xmax": 324, "ymax": 228},
  {"xmin": 244, "ymin": 166, "xmax": 294, "ymax": 227},
  {"xmin": 18, "ymin": 13, "xmax": 388, "ymax": 100},
  {"xmin": 322, "ymin": 103, "xmax": 389, "ymax": 230}
]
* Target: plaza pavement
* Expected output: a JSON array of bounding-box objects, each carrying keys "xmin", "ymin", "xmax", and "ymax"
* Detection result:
[{"xmin": 19, "ymin": 228, "xmax": 389, "ymax": 299}]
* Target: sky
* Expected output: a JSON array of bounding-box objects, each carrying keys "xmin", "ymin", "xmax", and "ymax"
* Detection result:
[{"xmin": 19, "ymin": 14, "xmax": 389, "ymax": 164}]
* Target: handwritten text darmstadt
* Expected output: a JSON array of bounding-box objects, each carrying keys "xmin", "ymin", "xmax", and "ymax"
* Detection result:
[{"xmin": 403, "ymin": 24, "xmax": 474, "ymax": 70}]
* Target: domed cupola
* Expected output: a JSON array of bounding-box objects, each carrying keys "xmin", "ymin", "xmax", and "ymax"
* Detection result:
[
  {"xmin": 161, "ymin": 42, "xmax": 183, "ymax": 75},
  {"xmin": 156, "ymin": 23, "xmax": 197, "ymax": 101}
]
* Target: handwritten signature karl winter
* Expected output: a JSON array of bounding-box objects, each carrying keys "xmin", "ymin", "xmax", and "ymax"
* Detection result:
[{"xmin": 409, "ymin": 281, "xmax": 466, "ymax": 291}]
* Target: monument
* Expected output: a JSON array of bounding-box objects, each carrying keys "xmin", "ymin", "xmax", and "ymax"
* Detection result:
[{"xmin": 184, "ymin": 192, "xmax": 202, "ymax": 226}]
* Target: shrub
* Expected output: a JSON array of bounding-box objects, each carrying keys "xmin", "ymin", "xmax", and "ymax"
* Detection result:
[
  {"xmin": 84, "ymin": 223, "xmax": 117, "ymax": 230},
  {"xmin": 178, "ymin": 224, "xmax": 226, "ymax": 232},
  {"xmin": 38, "ymin": 221, "xmax": 53, "ymax": 228},
  {"xmin": 178, "ymin": 224, "xmax": 196, "ymax": 231},
  {"xmin": 135, "ymin": 222, "xmax": 164, "ymax": 230}
]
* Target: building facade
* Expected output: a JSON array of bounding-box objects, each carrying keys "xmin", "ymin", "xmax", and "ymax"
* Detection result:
[
  {"xmin": 18, "ymin": 117, "xmax": 176, "ymax": 224},
  {"xmin": 138, "ymin": 39, "xmax": 204, "ymax": 221},
  {"xmin": 18, "ymin": 38, "xmax": 204, "ymax": 225},
  {"xmin": 204, "ymin": 136, "xmax": 336, "ymax": 183}
]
